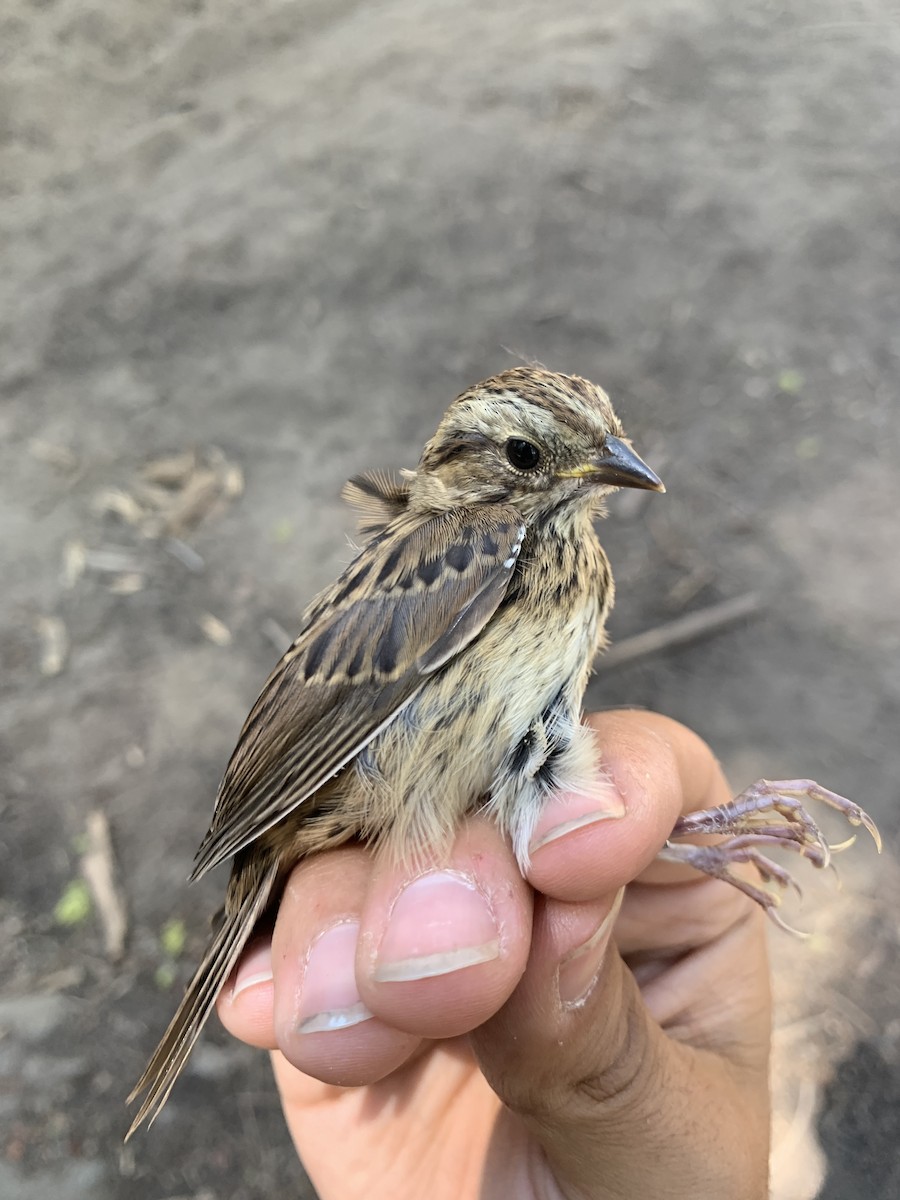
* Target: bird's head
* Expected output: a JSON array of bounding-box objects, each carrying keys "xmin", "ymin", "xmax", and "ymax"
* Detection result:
[{"xmin": 410, "ymin": 367, "xmax": 664, "ymax": 523}]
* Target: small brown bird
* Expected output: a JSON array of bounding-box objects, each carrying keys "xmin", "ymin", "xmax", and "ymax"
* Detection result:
[{"xmin": 128, "ymin": 367, "xmax": 879, "ymax": 1135}]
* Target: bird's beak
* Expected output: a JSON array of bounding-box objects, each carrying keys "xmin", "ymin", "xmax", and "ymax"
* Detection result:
[{"xmin": 561, "ymin": 436, "xmax": 665, "ymax": 492}]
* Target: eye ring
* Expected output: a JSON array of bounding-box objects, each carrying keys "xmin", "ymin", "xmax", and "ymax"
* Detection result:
[{"xmin": 505, "ymin": 438, "xmax": 542, "ymax": 471}]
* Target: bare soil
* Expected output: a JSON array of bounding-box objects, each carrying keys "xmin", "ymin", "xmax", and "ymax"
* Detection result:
[{"xmin": 2, "ymin": 2, "xmax": 899, "ymax": 1197}]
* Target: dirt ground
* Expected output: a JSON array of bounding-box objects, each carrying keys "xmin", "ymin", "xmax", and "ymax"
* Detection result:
[{"xmin": 2, "ymin": 1, "xmax": 899, "ymax": 1197}]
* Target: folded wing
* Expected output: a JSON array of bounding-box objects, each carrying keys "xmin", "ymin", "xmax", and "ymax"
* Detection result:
[{"xmin": 190, "ymin": 504, "xmax": 525, "ymax": 878}]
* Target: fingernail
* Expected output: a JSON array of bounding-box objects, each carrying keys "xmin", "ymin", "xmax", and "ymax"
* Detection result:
[
  {"xmin": 231, "ymin": 940, "xmax": 274, "ymax": 1000},
  {"xmin": 297, "ymin": 921, "xmax": 374, "ymax": 1034},
  {"xmin": 530, "ymin": 777, "xmax": 626, "ymax": 854},
  {"xmin": 373, "ymin": 871, "xmax": 500, "ymax": 983},
  {"xmin": 558, "ymin": 887, "xmax": 625, "ymax": 1008}
]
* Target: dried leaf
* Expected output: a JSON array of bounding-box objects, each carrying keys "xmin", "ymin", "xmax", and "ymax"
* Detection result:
[
  {"xmin": 92, "ymin": 448, "xmax": 244, "ymax": 550},
  {"xmin": 38, "ymin": 965, "xmax": 87, "ymax": 992},
  {"xmin": 132, "ymin": 480, "xmax": 178, "ymax": 512},
  {"xmin": 34, "ymin": 615, "xmax": 68, "ymax": 676},
  {"xmin": 107, "ymin": 573, "xmax": 145, "ymax": 595},
  {"xmin": 62, "ymin": 539, "xmax": 87, "ymax": 588},
  {"xmin": 92, "ymin": 488, "xmax": 145, "ymax": 525},
  {"xmin": 164, "ymin": 468, "xmax": 220, "ymax": 535},
  {"xmin": 140, "ymin": 450, "xmax": 197, "ymax": 486},
  {"xmin": 220, "ymin": 463, "xmax": 244, "ymax": 498},
  {"xmin": 29, "ymin": 439, "xmax": 78, "ymax": 471},
  {"xmin": 198, "ymin": 613, "xmax": 232, "ymax": 646}
]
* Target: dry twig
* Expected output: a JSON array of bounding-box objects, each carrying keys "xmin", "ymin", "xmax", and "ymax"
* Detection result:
[
  {"xmin": 81, "ymin": 810, "xmax": 128, "ymax": 961},
  {"xmin": 598, "ymin": 593, "xmax": 763, "ymax": 672}
]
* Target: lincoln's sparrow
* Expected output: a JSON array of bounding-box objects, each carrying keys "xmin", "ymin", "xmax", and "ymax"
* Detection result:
[{"xmin": 128, "ymin": 367, "xmax": 878, "ymax": 1135}]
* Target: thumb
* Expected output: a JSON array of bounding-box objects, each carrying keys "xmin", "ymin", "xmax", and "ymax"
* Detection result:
[{"xmin": 469, "ymin": 888, "xmax": 769, "ymax": 1200}]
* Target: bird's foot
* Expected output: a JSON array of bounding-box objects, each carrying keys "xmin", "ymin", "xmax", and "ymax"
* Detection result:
[{"xmin": 658, "ymin": 779, "xmax": 881, "ymax": 933}]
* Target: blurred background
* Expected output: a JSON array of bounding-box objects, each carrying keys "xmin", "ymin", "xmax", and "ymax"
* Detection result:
[{"xmin": 2, "ymin": 1, "xmax": 899, "ymax": 1197}]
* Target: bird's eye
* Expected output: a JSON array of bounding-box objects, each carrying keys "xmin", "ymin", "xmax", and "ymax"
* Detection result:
[{"xmin": 505, "ymin": 438, "xmax": 542, "ymax": 471}]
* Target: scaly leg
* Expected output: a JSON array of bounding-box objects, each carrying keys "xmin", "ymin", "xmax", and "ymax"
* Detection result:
[{"xmin": 658, "ymin": 779, "xmax": 881, "ymax": 932}]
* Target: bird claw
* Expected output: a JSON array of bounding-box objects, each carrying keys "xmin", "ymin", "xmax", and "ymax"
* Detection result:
[{"xmin": 661, "ymin": 778, "xmax": 881, "ymax": 930}]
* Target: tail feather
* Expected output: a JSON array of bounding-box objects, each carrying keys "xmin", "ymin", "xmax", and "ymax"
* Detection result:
[{"xmin": 126, "ymin": 862, "xmax": 279, "ymax": 1138}]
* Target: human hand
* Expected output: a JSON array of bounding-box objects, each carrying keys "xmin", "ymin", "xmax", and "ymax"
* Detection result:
[{"xmin": 217, "ymin": 711, "xmax": 771, "ymax": 1200}]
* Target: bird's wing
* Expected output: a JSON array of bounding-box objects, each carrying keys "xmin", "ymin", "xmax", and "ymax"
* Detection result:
[
  {"xmin": 190, "ymin": 504, "xmax": 525, "ymax": 878},
  {"xmin": 341, "ymin": 470, "xmax": 412, "ymax": 537}
]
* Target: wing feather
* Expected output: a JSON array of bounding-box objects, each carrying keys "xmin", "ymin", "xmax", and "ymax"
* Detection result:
[
  {"xmin": 341, "ymin": 470, "xmax": 411, "ymax": 537},
  {"xmin": 190, "ymin": 505, "xmax": 524, "ymax": 878}
]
